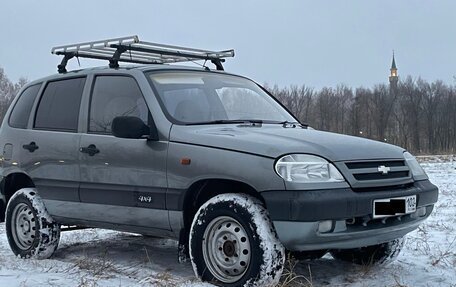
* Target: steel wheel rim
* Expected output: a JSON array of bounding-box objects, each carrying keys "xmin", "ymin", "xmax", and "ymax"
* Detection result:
[
  {"xmin": 202, "ymin": 216, "xmax": 251, "ymax": 283},
  {"xmin": 11, "ymin": 203, "xmax": 36, "ymax": 250}
]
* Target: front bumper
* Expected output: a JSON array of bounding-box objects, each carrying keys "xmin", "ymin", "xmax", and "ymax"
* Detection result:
[{"xmin": 262, "ymin": 180, "xmax": 438, "ymax": 251}]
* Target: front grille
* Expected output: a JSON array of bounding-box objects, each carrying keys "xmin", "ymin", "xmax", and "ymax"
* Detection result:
[
  {"xmin": 346, "ymin": 160, "xmax": 405, "ymax": 169},
  {"xmin": 337, "ymin": 159, "xmax": 413, "ymax": 189},
  {"xmin": 353, "ymin": 171, "xmax": 409, "ymax": 181}
]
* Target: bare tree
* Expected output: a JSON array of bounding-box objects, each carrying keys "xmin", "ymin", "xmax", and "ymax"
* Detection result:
[
  {"xmin": 266, "ymin": 76, "xmax": 456, "ymax": 155},
  {"xmin": 0, "ymin": 67, "xmax": 27, "ymax": 123}
]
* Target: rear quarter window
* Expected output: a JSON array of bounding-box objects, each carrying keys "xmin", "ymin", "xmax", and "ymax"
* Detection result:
[
  {"xmin": 34, "ymin": 77, "xmax": 86, "ymax": 132},
  {"xmin": 8, "ymin": 83, "xmax": 42, "ymax": 129}
]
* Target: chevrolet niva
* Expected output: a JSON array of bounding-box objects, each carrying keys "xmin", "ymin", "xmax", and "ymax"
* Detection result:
[{"xmin": 0, "ymin": 37, "xmax": 438, "ymax": 286}]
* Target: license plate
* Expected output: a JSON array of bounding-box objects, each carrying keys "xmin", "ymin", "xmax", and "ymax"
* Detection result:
[{"xmin": 373, "ymin": 195, "xmax": 417, "ymax": 218}]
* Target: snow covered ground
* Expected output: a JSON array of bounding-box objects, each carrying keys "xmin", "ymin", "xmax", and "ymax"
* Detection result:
[{"xmin": 0, "ymin": 160, "xmax": 454, "ymax": 287}]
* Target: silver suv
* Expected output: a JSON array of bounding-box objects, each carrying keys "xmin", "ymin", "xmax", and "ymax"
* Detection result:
[{"xmin": 0, "ymin": 37, "xmax": 438, "ymax": 287}]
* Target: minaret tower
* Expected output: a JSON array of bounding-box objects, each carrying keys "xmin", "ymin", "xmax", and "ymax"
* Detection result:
[{"xmin": 389, "ymin": 51, "xmax": 398, "ymax": 90}]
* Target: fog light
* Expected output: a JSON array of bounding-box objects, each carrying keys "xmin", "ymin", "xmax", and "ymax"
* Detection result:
[
  {"xmin": 417, "ymin": 206, "xmax": 426, "ymax": 217},
  {"xmin": 318, "ymin": 220, "xmax": 333, "ymax": 233}
]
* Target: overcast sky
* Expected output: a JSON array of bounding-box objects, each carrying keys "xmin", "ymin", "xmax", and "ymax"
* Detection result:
[{"xmin": 1, "ymin": 1, "xmax": 455, "ymax": 89}]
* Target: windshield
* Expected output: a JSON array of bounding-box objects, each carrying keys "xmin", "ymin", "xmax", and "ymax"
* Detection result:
[{"xmin": 148, "ymin": 71, "xmax": 296, "ymax": 124}]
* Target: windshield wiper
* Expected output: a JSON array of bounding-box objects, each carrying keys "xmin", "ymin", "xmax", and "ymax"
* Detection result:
[
  {"xmin": 185, "ymin": 119, "xmax": 309, "ymax": 127},
  {"xmin": 276, "ymin": 121, "xmax": 309, "ymax": 128},
  {"xmin": 186, "ymin": 119, "xmax": 263, "ymax": 126}
]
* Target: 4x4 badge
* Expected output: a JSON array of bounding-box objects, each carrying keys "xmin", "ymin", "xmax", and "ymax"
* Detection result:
[{"xmin": 378, "ymin": 165, "xmax": 391, "ymax": 175}]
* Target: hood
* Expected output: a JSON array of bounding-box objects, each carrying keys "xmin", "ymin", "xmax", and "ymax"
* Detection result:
[{"xmin": 169, "ymin": 124, "xmax": 405, "ymax": 162}]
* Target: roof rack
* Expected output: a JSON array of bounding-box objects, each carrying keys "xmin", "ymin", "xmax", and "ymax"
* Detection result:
[{"xmin": 51, "ymin": 35, "xmax": 235, "ymax": 74}]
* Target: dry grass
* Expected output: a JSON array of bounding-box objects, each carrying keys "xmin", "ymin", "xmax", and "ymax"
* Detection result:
[
  {"xmin": 139, "ymin": 272, "xmax": 174, "ymax": 287},
  {"xmin": 77, "ymin": 277, "xmax": 99, "ymax": 287},
  {"xmin": 392, "ymin": 275, "xmax": 409, "ymax": 287},
  {"xmin": 72, "ymin": 248, "xmax": 122, "ymax": 280},
  {"xmin": 430, "ymin": 236, "xmax": 456, "ymax": 267},
  {"xmin": 138, "ymin": 246, "xmax": 198, "ymax": 287},
  {"xmin": 279, "ymin": 255, "xmax": 314, "ymax": 287}
]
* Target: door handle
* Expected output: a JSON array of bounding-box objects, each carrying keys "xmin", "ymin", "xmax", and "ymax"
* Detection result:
[
  {"xmin": 79, "ymin": 144, "xmax": 100, "ymax": 156},
  {"xmin": 22, "ymin": 142, "xmax": 39, "ymax": 152}
]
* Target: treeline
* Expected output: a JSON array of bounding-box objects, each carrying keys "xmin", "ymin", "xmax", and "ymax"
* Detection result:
[
  {"xmin": 266, "ymin": 76, "xmax": 456, "ymax": 155},
  {"xmin": 0, "ymin": 67, "xmax": 27, "ymax": 124}
]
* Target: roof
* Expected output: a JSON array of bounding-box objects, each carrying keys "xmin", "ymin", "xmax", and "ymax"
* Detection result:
[{"xmin": 25, "ymin": 64, "xmax": 233, "ymax": 86}]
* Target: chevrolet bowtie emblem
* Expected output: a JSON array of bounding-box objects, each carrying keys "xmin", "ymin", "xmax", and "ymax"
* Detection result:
[{"xmin": 378, "ymin": 165, "xmax": 391, "ymax": 175}]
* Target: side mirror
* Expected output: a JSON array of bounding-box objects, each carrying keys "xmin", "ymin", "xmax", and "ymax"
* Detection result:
[{"xmin": 112, "ymin": 116, "xmax": 156, "ymax": 140}]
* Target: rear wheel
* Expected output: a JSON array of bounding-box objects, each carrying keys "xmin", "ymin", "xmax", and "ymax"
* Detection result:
[
  {"xmin": 330, "ymin": 237, "xmax": 405, "ymax": 265},
  {"xmin": 189, "ymin": 193, "xmax": 284, "ymax": 287},
  {"xmin": 5, "ymin": 188, "xmax": 60, "ymax": 259}
]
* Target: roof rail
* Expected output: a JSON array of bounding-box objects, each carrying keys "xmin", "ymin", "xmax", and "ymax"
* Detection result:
[{"xmin": 51, "ymin": 35, "xmax": 235, "ymax": 74}]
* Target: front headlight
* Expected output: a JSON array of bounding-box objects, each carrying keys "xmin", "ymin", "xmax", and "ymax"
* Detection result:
[
  {"xmin": 404, "ymin": 152, "xmax": 428, "ymax": 180},
  {"xmin": 275, "ymin": 154, "xmax": 345, "ymax": 183}
]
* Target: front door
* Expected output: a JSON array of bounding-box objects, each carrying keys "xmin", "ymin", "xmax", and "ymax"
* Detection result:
[{"xmin": 78, "ymin": 75, "xmax": 169, "ymax": 230}]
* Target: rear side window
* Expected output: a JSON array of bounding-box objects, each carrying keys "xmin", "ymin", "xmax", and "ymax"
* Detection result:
[
  {"xmin": 8, "ymin": 84, "xmax": 41, "ymax": 129},
  {"xmin": 34, "ymin": 77, "xmax": 86, "ymax": 132},
  {"xmin": 89, "ymin": 76, "xmax": 148, "ymax": 134}
]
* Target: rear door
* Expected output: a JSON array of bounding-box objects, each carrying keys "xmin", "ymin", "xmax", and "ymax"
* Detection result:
[
  {"xmin": 19, "ymin": 77, "xmax": 86, "ymax": 216},
  {"xmin": 77, "ymin": 75, "xmax": 169, "ymax": 230}
]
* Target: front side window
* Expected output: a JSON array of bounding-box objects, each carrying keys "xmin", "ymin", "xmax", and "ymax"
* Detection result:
[
  {"xmin": 148, "ymin": 71, "xmax": 295, "ymax": 124},
  {"xmin": 9, "ymin": 83, "xmax": 41, "ymax": 129},
  {"xmin": 34, "ymin": 78, "xmax": 86, "ymax": 132},
  {"xmin": 89, "ymin": 76, "xmax": 148, "ymax": 134}
]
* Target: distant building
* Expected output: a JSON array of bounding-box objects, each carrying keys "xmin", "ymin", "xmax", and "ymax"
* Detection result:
[{"xmin": 389, "ymin": 52, "xmax": 398, "ymax": 90}]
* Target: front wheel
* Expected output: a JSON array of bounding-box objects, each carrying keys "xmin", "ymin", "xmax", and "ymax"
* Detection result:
[
  {"xmin": 330, "ymin": 237, "xmax": 405, "ymax": 265},
  {"xmin": 5, "ymin": 188, "xmax": 61, "ymax": 259},
  {"xmin": 189, "ymin": 194, "xmax": 285, "ymax": 287}
]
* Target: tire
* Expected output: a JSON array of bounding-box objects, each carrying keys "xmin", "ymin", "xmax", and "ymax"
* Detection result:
[
  {"xmin": 189, "ymin": 193, "xmax": 285, "ymax": 287},
  {"xmin": 330, "ymin": 237, "xmax": 405, "ymax": 265},
  {"xmin": 5, "ymin": 188, "xmax": 61, "ymax": 259},
  {"xmin": 288, "ymin": 249, "xmax": 328, "ymax": 261}
]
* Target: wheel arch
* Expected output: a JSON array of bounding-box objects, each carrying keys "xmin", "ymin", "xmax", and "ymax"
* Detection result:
[
  {"xmin": 181, "ymin": 178, "xmax": 266, "ymax": 235},
  {"xmin": 0, "ymin": 172, "xmax": 35, "ymax": 222}
]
